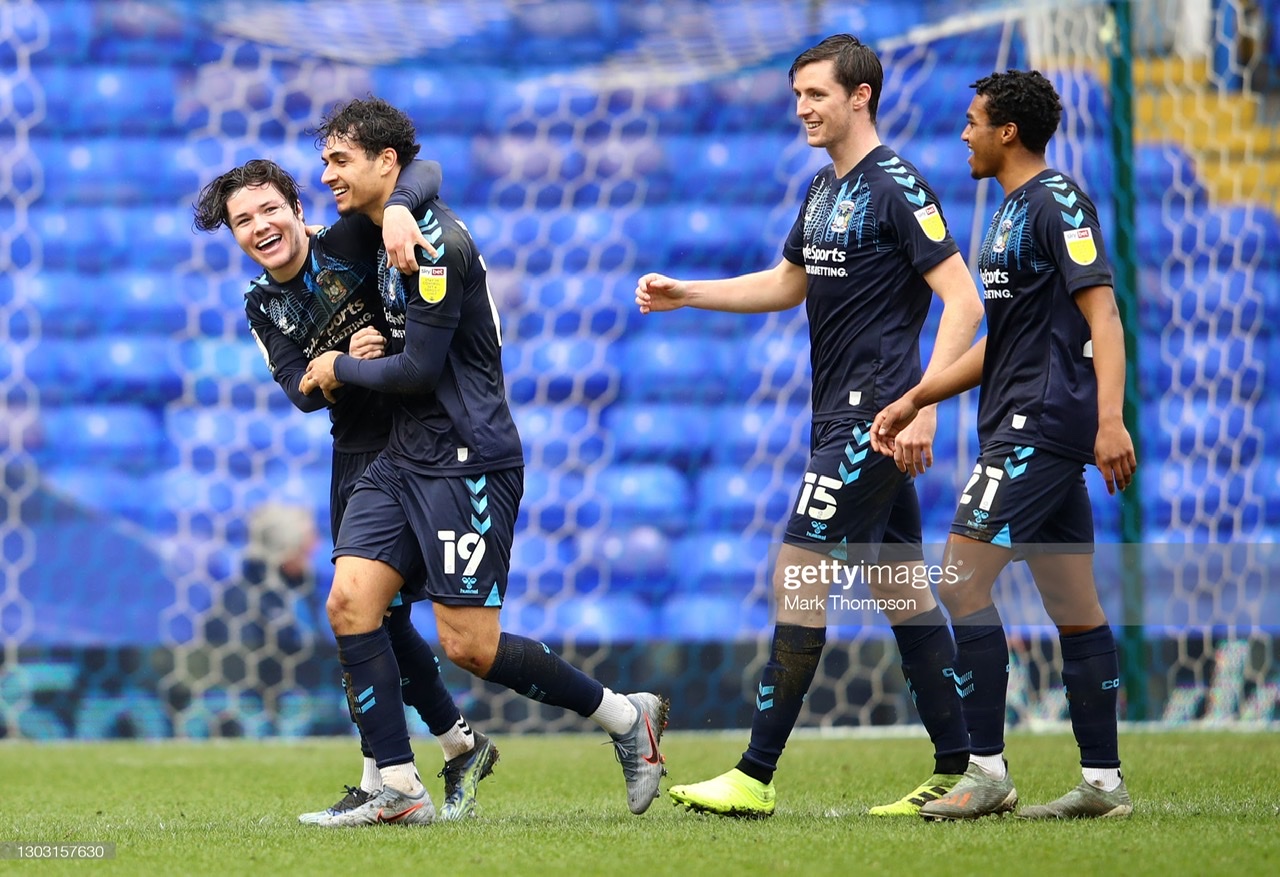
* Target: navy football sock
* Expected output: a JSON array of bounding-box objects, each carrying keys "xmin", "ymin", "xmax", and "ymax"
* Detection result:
[
  {"xmin": 337, "ymin": 628, "xmax": 414, "ymax": 768},
  {"xmin": 893, "ymin": 606, "xmax": 970, "ymax": 774},
  {"xmin": 385, "ymin": 605, "xmax": 461, "ymax": 737},
  {"xmin": 952, "ymin": 604, "xmax": 1009, "ymax": 758},
  {"xmin": 1060, "ymin": 625, "xmax": 1122, "ymax": 768},
  {"xmin": 484, "ymin": 632, "xmax": 605, "ymax": 717},
  {"xmin": 737, "ymin": 624, "xmax": 826, "ymax": 785}
]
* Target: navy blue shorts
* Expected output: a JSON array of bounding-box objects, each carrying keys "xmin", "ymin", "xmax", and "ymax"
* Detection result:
[
  {"xmin": 784, "ymin": 418, "xmax": 923, "ymax": 563},
  {"xmin": 331, "ymin": 448, "xmax": 427, "ymax": 606},
  {"xmin": 949, "ymin": 442, "xmax": 1094, "ymax": 552},
  {"xmin": 335, "ymin": 453, "xmax": 522, "ymax": 606}
]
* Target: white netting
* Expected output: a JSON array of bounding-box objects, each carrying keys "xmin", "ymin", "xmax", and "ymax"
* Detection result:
[{"xmin": 1, "ymin": 0, "xmax": 1276, "ymax": 740}]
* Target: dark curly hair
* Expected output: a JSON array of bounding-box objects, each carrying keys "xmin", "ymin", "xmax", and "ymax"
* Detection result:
[
  {"xmin": 192, "ymin": 158, "xmax": 301, "ymax": 232},
  {"xmin": 789, "ymin": 34, "xmax": 884, "ymax": 124},
  {"xmin": 312, "ymin": 96, "xmax": 420, "ymax": 166},
  {"xmin": 971, "ymin": 70, "xmax": 1063, "ymax": 154}
]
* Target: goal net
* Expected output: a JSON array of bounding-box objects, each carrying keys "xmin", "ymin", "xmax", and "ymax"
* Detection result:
[{"xmin": 0, "ymin": 0, "xmax": 1275, "ymax": 741}]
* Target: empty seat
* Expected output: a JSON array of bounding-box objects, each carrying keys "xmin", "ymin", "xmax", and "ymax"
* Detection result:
[
  {"xmin": 545, "ymin": 594, "xmax": 659, "ymax": 643},
  {"xmin": 164, "ymin": 406, "xmax": 332, "ymax": 477},
  {"xmin": 34, "ymin": 404, "xmax": 164, "ymax": 472},
  {"xmin": 41, "ymin": 464, "xmax": 162, "ymax": 529},
  {"xmin": 577, "ymin": 525, "xmax": 672, "ymax": 597},
  {"xmin": 594, "ymin": 464, "xmax": 690, "ymax": 533},
  {"xmin": 512, "ymin": 403, "xmax": 606, "ymax": 467},
  {"xmin": 505, "ymin": 336, "xmax": 617, "ymax": 404},
  {"xmin": 520, "ymin": 468, "xmax": 604, "ymax": 532},
  {"xmin": 179, "ymin": 338, "xmax": 271, "ymax": 407},
  {"xmin": 21, "ymin": 65, "xmax": 188, "ymax": 134},
  {"xmin": 32, "ymin": 137, "xmax": 200, "ymax": 204},
  {"xmin": 617, "ymin": 335, "xmax": 737, "ymax": 403},
  {"xmin": 694, "ymin": 464, "xmax": 800, "ymax": 531},
  {"xmin": 657, "ymin": 134, "xmax": 795, "ymax": 205},
  {"xmin": 658, "ymin": 593, "xmax": 770, "ymax": 641},
  {"xmin": 709, "ymin": 404, "xmax": 810, "ymax": 468},
  {"xmin": 23, "ymin": 206, "xmax": 193, "ymax": 271},
  {"xmin": 735, "ymin": 330, "xmax": 812, "ymax": 400},
  {"xmin": 670, "ymin": 531, "xmax": 775, "ymax": 595},
  {"xmin": 604, "ymin": 402, "xmax": 715, "ymax": 470},
  {"xmin": 23, "ymin": 271, "xmax": 187, "ymax": 337},
  {"xmin": 27, "ymin": 335, "xmax": 184, "ymax": 405}
]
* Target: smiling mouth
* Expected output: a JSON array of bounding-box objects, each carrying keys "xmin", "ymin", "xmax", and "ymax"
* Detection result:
[
  {"xmin": 256, "ymin": 234, "xmax": 282, "ymax": 251},
  {"xmin": 331, "ymin": 186, "xmax": 348, "ymax": 198}
]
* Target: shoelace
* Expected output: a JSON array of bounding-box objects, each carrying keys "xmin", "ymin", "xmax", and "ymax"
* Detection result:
[{"xmin": 332, "ymin": 785, "xmax": 372, "ymax": 812}]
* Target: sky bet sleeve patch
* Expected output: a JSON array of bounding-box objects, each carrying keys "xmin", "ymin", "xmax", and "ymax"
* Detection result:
[
  {"xmin": 913, "ymin": 203, "xmax": 946, "ymax": 242},
  {"xmin": 1063, "ymin": 227, "xmax": 1097, "ymax": 265},
  {"xmin": 419, "ymin": 265, "xmax": 447, "ymax": 303}
]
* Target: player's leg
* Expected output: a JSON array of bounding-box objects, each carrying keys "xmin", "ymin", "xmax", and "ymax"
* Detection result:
[
  {"xmin": 415, "ymin": 467, "xmax": 668, "ymax": 815},
  {"xmin": 869, "ymin": 484, "xmax": 972, "ymax": 816},
  {"xmin": 382, "ymin": 526, "xmax": 497, "ymax": 821},
  {"xmin": 1019, "ymin": 476, "xmax": 1130, "ymax": 819},
  {"xmin": 670, "ymin": 420, "xmax": 896, "ymax": 818},
  {"xmin": 308, "ymin": 460, "xmax": 435, "ymax": 827}
]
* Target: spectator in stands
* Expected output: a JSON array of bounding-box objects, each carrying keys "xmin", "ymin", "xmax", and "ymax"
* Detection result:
[
  {"xmin": 635, "ymin": 33, "xmax": 985, "ymax": 819},
  {"xmin": 193, "ymin": 155, "xmax": 499, "ymax": 825},
  {"xmin": 872, "ymin": 69, "xmax": 1135, "ymax": 821}
]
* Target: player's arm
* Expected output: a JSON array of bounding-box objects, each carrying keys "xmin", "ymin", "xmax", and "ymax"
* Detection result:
[
  {"xmin": 870, "ymin": 336, "xmax": 986, "ymax": 456},
  {"xmin": 1074, "ymin": 283, "xmax": 1136, "ymax": 494},
  {"xmin": 383, "ymin": 159, "xmax": 443, "ymax": 272},
  {"xmin": 246, "ymin": 304, "xmax": 330, "ymax": 412},
  {"xmin": 889, "ymin": 252, "xmax": 986, "ymax": 474},
  {"xmin": 635, "ymin": 257, "xmax": 807, "ymax": 315}
]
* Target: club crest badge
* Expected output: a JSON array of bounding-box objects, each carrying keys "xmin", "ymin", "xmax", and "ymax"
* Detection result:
[
  {"xmin": 913, "ymin": 204, "xmax": 946, "ymax": 242},
  {"xmin": 1064, "ymin": 227, "xmax": 1097, "ymax": 265},
  {"xmin": 314, "ymin": 268, "xmax": 349, "ymax": 304},
  {"xmin": 419, "ymin": 265, "xmax": 447, "ymax": 303},
  {"xmin": 992, "ymin": 218, "xmax": 1014, "ymax": 254},
  {"xmin": 829, "ymin": 199, "xmax": 855, "ymax": 234}
]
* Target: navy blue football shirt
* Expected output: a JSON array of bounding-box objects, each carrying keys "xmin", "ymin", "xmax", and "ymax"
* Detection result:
[
  {"xmin": 783, "ymin": 144, "xmax": 959, "ymax": 423},
  {"xmin": 974, "ymin": 170, "xmax": 1114, "ymax": 463}
]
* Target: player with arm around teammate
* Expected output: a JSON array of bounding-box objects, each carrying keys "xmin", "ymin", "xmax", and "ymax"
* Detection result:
[
  {"xmin": 193, "ymin": 156, "xmax": 499, "ymax": 826},
  {"xmin": 301, "ymin": 97, "xmax": 669, "ymax": 823},
  {"xmin": 871, "ymin": 69, "xmax": 1136, "ymax": 820}
]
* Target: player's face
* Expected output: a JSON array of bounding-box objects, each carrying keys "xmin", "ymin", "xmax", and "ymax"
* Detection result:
[
  {"xmin": 962, "ymin": 95, "xmax": 1002, "ymax": 180},
  {"xmin": 793, "ymin": 60, "xmax": 859, "ymax": 151},
  {"xmin": 225, "ymin": 183, "xmax": 308, "ymax": 279},
  {"xmin": 320, "ymin": 135, "xmax": 388, "ymax": 217}
]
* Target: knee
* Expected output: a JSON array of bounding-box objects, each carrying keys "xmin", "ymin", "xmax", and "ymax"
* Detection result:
[
  {"xmin": 326, "ymin": 581, "xmax": 375, "ymax": 635},
  {"xmin": 436, "ymin": 613, "xmax": 500, "ymax": 677}
]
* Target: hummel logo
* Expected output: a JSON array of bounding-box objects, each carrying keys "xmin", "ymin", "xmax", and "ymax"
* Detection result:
[{"xmin": 641, "ymin": 715, "xmax": 662, "ymax": 765}]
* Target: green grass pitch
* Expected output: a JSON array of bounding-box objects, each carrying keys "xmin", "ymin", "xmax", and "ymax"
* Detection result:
[{"xmin": 1, "ymin": 730, "xmax": 1276, "ymax": 876}]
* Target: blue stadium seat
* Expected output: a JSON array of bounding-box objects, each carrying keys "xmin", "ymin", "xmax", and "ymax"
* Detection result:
[
  {"xmin": 371, "ymin": 67, "xmax": 508, "ymax": 135},
  {"xmin": 25, "ymin": 206, "xmax": 192, "ymax": 271},
  {"xmin": 617, "ymin": 335, "xmax": 737, "ymax": 403},
  {"xmin": 507, "ymin": 531, "xmax": 596, "ymax": 598},
  {"xmin": 26, "ymin": 335, "xmax": 183, "ymax": 405},
  {"xmin": 709, "ymin": 403, "xmax": 810, "ymax": 469},
  {"xmin": 657, "ymin": 134, "xmax": 796, "ymax": 205},
  {"xmin": 734, "ymin": 329, "xmax": 811, "ymax": 401},
  {"xmin": 1180, "ymin": 205, "xmax": 1280, "ymax": 267},
  {"xmin": 694, "ymin": 465, "xmax": 800, "ymax": 531},
  {"xmin": 41, "ymin": 464, "xmax": 163, "ymax": 529},
  {"xmin": 35, "ymin": 405, "xmax": 164, "ymax": 472},
  {"xmin": 510, "ymin": 273, "xmax": 630, "ymax": 339},
  {"xmin": 577, "ymin": 525, "xmax": 672, "ymax": 597},
  {"xmin": 179, "ymin": 338, "xmax": 269, "ymax": 407},
  {"xmin": 34, "ymin": 138, "xmax": 200, "ymax": 204},
  {"xmin": 20, "ymin": 65, "xmax": 189, "ymax": 134},
  {"xmin": 670, "ymin": 531, "xmax": 775, "ymax": 595},
  {"xmin": 545, "ymin": 594, "xmax": 658, "ymax": 643},
  {"xmin": 22, "ymin": 271, "xmax": 187, "ymax": 337},
  {"xmin": 519, "ymin": 468, "xmax": 604, "ymax": 533},
  {"xmin": 623, "ymin": 206, "xmax": 775, "ymax": 274},
  {"xmin": 1144, "ymin": 458, "xmax": 1258, "ymax": 534},
  {"xmin": 505, "ymin": 336, "xmax": 617, "ymax": 404},
  {"xmin": 512, "ymin": 403, "xmax": 606, "ymax": 467},
  {"xmin": 595, "ymin": 464, "xmax": 691, "ymax": 533},
  {"xmin": 603, "ymin": 402, "xmax": 716, "ymax": 470},
  {"xmin": 658, "ymin": 593, "xmax": 770, "ymax": 641},
  {"xmin": 40, "ymin": 3, "xmax": 218, "ymax": 66},
  {"xmin": 1134, "ymin": 143, "xmax": 1206, "ymax": 206},
  {"xmin": 164, "ymin": 406, "xmax": 332, "ymax": 478}
]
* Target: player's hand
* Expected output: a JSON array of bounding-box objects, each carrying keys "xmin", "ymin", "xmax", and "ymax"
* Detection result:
[
  {"xmin": 304, "ymin": 224, "xmax": 325, "ymax": 237},
  {"xmin": 347, "ymin": 326, "xmax": 387, "ymax": 360},
  {"xmin": 383, "ymin": 204, "xmax": 436, "ymax": 274},
  {"xmin": 1094, "ymin": 416, "xmax": 1136, "ymax": 494},
  {"xmin": 870, "ymin": 395, "xmax": 921, "ymax": 458},
  {"xmin": 305, "ymin": 350, "xmax": 344, "ymax": 402},
  {"xmin": 635, "ymin": 273, "xmax": 688, "ymax": 314},
  {"xmin": 890, "ymin": 405, "xmax": 936, "ymax": 477}
]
